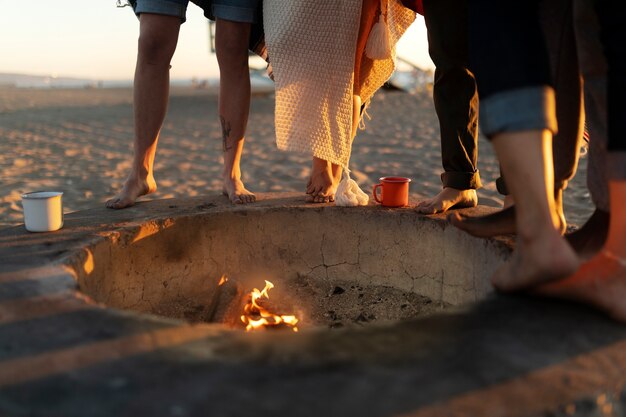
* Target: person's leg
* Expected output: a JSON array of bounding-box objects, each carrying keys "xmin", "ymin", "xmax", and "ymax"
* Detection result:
[
  {"xmin": 305, "ymin": 93, "xmax": 360, "ymax": 203},
  {"xmin": 457, "ymin": 0, "xmax": 579, "ymax": 289},
  {"xmin": 106, "ymin": 12, "xmax": 181, "ymax": 209},
  {"xmin": 536, "ymin": 0, "xmax": 626, "ymax": 321},
  {"xmin": 415, "ymin": 0, "xmax": 481, "ymax": 215},
  {"xmin": 449, "ymin": 0, "xmax": 582, "ymax": 235},
  {"xmin": 564, "ymin": 0, "xmax": 610, "ymax": 258},
  {"xmin": 306, "ymin": 158, "xmax": 342, "ymax": 203},
  {"xmin": 488, "ymin": 129, "xmax": 579, "ymax": 291},
  {"xmin": 536, "ymin": 180, "xmax": 626, "ymax": 321},
  {"xmin": 215, "ymin": 18, "xmax": 256, "ymax": 204},
  {"xmin": 306, "ymin": 0, "xmax": 378, "ymax": 204},
  {"xmin": 545, "ymin": 0, "xmax": 584, "ymax": 230}
]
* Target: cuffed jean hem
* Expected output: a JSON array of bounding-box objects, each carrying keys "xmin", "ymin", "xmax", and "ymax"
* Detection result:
[
  {"xmin": 441, "ymin": 170, "xmax": 482, "ymax": 190},
  {"xmin": 608, "ymin": 152, "xmax": 626, "ymax": 180},
  {"xmin": 135, "ymin": 0, "xmax": 187, "ymax": 22},
  {"xmin": 480, "ymin": 86, "xmax": 558, "ymax": 138},
  {"xmin": 212, "ymin": 4, "xmax": 257, "ymax": 23}
]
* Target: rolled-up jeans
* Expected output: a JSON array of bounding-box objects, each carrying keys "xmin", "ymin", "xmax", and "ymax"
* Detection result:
[{"xmin": 492, "ymin": 0, "xmax": 583, "ymax": 197}]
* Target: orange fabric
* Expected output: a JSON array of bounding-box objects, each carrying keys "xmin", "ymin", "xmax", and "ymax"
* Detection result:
[{"xmin": 354, "ymin": 0, "xmax": 381, "ymax": 96}]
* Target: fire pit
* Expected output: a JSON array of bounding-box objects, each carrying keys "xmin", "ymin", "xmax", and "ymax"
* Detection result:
[
  {"xmin": 5, "ymin": 194, "xmax": 620, "ymax": 417},
  {"xmin": 72, "ymin": 194, "xmax": 511, "ymax": 332}
]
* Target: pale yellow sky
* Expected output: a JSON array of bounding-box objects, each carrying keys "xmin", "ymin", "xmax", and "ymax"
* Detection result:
[{"xmin": 0, "ymin": 1, "xmax": 433, "ymax": 81}]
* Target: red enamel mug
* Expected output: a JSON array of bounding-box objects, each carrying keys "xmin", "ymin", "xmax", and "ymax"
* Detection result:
[{"xmin": 372, "ymin": 177, "xmax": 411, "ymax": 207}]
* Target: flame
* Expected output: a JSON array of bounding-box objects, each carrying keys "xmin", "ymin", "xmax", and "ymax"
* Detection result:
[
  {"xmin": 241, "ymin": 280, "xmax": 299, "ymax": 332},
  {"xmin": 218, "ymin": 275, "xmax": 228, "ymax": 286}
]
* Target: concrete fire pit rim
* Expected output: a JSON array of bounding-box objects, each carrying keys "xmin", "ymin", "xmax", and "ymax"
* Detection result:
[{"xmin": 0, "ymin": 192, "xmax": 512, "ymax": 333}]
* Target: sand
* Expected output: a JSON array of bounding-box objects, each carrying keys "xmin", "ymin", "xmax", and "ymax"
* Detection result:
[{"xmin": 0, "ymin": 85, "xmax": 594, "ymax": 231}]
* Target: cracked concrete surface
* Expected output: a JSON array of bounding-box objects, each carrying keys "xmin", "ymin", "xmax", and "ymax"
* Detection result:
[
  {"xmin": 72, "ymin": 196, "xmax": 511, "ymax": 317},
  {"xmin": 2, "ymin": 193, "xmax": 624, "ymax": 417}
]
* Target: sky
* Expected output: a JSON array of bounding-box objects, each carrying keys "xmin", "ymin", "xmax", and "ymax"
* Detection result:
[{"xmin": 0, "ymin": 0, "xmax": 434, "ymax": 81}]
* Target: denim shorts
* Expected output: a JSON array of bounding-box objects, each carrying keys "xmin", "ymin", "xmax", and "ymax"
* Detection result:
[
  {"xmin": 133, "ymin": 0, "xmax": 259, "ymax": 24},
  {"xmin": 134, "ymin": 0, "xmax": 190, "ymax": 22},
  {"xmin": 212, "ymin": 0, "xmax": 260, "ymax": 24}
]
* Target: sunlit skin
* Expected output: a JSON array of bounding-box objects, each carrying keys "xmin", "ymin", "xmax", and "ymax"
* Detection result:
[
  {"xmin": 483, "ymin": 130, "xmax": 579, "ymax": 291},
  {"xmin": 106, "ymin": 13, "xmax": 177, "ymax": 209},
  {"xmin": 306, "ymin": 158, "xmax": 342, "ymax": 203},
  {"xmin": 447, "ymin": 188, "xmax": 567, "ymax": 237},
  {"xmin": 415, "ymin": 187, "xmax": 478, "ymax": 215},
  {"xmin": 306, "ymin": 94, "xmax": 362, "ymax": 203},
  {"xmin": 535, "ymin": 181, "xmax": 626, "ymax": 322},
  {"xmin": 106, "ymin": 15, "xmax": 255, "ymax": 209},
  {"xmin": 216, "ymin": 19, "xmax": 256, "ymax": 204}
]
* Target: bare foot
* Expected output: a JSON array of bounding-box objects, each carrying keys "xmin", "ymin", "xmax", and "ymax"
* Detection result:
[
  {"xmin": 491, "ymin": 230, "xmax": 579, "ymax": 292},
  {"xmin": 223, "ymin": 176, "xmax": 256, "ymax": 204},
  {"xmin": 106, "ymin": 174, "xmax": 157, "ymax": 209},
  {"xmin": 534, "ymin": 250, "xmax": 626, "ymax": 322},
  {"xmin": 448, "ymin": 207, "xmax": 516, "ymax": 238},
  {"xmin": 306, "ymin": 158, "xmax": 342, "ymax": 203},
  {"xmin": 415, "ymin": 188, "xmax": 477, "ymax": 215},
  {"xmin": 448, "ymin": 196, "xmax": 567, "ymax": 238},
  {"xmin": 564, "ymin": 208, "xmax": 610, "ymax": 260}
]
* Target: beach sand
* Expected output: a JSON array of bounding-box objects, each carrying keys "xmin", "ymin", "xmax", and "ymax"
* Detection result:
[{"xmin": 0, "ymin": 85, "xmax": 594, "ymax": 231}]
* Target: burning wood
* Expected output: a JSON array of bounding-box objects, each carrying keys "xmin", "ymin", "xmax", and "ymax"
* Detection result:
[
  {"xmin": 207, "ymin": 275, "xmax": 245, "ymax": 327},
  {"xmin": 241, "ymin": 280, "xmax": 299, "ymax": 332}
]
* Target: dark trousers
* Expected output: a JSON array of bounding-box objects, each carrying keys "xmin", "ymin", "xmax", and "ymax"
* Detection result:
[
  {"xmin": 495, "ymin": 0, "xmax": 584, "ymax": 195},
  {"xmin": 594, "ymin": 1, "xmax": 626, "ymax": 153},
  {"xmin": 423, "ymin": 0, "xmax": 481, "ymax": 190}
]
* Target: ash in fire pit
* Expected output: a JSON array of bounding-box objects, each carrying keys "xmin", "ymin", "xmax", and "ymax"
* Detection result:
[
  {"xmin": 167, "ymin": 274, "xmax": 448, "ymax": 331},
  {"xmin": 280, "ymin": 275, "xmax": 448, "ymax": 329}
]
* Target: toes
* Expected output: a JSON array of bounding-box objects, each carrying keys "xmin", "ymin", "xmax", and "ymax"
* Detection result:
[
  {"xmin": 415, "ymin": 200, "xmax": 434, "ymax": 212},
  {"xmin": 313, "ymin": 194, "xmax": 331, "ymax": 203},
  {"xmin": 106, "ymin": 198, "xmax": 126, "ymax": 210},
  {"xmin": 305, "ymin": 194, "xmax": 315, "ymax": 203},
  {"xmin": 241, "ymin": 194, "xmax": 256, "ymax": 204},
  {"xmin": 416, "ymin": 205, "xmax": 436, "ymax": 215},
  {"xmin": 107, "ymin": 199, "xmax": 132, "ymax": 210}
]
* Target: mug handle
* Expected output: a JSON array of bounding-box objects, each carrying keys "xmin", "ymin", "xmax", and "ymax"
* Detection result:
[{"xmin": 373, "ymin": 183, "xmax": 383, "ymax": 204}]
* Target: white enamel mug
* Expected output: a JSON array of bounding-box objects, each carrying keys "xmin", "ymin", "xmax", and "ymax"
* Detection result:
[{"xmin": 21, "ymin": 191, "xmax": 64, "ymax": 232}]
